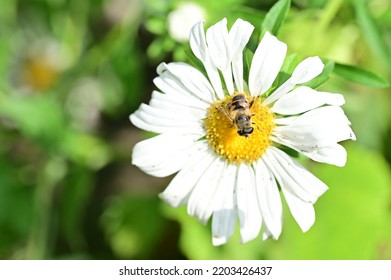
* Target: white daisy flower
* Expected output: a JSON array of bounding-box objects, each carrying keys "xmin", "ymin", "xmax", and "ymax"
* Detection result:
[{"xmin": 130, "ymin": 18, "xmax": 356, "ymax": 246}]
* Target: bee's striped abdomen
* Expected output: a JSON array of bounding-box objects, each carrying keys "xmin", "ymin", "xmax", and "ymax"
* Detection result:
[{"xmin": 227, "ymin": 94, "xmax": 249, "ymax": 111}]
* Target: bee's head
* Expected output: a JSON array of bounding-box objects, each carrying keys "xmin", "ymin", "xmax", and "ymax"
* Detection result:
[
  {"xmin": 237, "ymin": 127, "xmax": 254, "ymax": 137},
  {"xmin": 236, "ymin": 114, "xmax": 251, "ymax": 125}
]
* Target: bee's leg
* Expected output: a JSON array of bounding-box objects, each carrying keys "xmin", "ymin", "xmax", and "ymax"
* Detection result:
[
  {"xmin": 252, "ymin": 121, "xmax": 263, "ymax": 132},
  {"xmin": 250, "ymin": 94, "xmax": 261, "ymax": 108}
]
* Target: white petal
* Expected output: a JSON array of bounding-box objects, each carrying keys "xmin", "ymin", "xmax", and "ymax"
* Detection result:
[
  {"xmin": 130, "ymin": 88, "xmax": 207, "ymax": 135},
  {"xmin": 212, "ymin": 164, "xmax": 238, "ymax": 246},
  {"xmin": 254, "ymin": 159, "xmax": 283, "ymax": 239},
  {"xmin": 249, "ymin": 31, "xmax": 287, "ymax": 96},
  {"xmin": 187, "ymin": 157, "xmax": 226, "ymax": 224},
  {"xmin": 264, "ymin": 147, "xmax": 328, "ymax": 203},
  {"xmin": 189, "ymin": 20, "xmax": 224, "ymax": 99},
  {"xmin": 156, "ymin": 62, "xmax": 215, "ymax": 103},
  {"xmin": 291, "ymin": 56, "xmax": 324, "ymax": 84},
  {"xmin": 232, "ymin": 55, "xmax": 244, "ymax": 92},
  {"xmin": 272, "ymin": 123, "xmax": 353, "ymax": 147},
  {"xmin": 262, "ymin": 225, "xmax": 273, "ymax": 240},
  {"xmin": 304, "ymin": 144, "xmax": 347, "ymax": 167},
  {"xmin": 130, "ymin": 105, "xmax": 204, "ymax": 135},
  {"xmin": 154, "ymin": 76, "xmax": 211, "ymax": 110},
  {"xmin": 303, "ymin": 144, "xmax": 347, "ymax": 167},
  {"xmin": 221, "ymin": 66, "xmax": 234, "ymax": 95},
  {"xmin": 281, "ymin": 187, "xmax": 316, "ymax": 233},
  {"xmin": 264, "ymin": 56, "xmax": 324, "ymax": 105},
  {"xmin": 264, "ymin": 147, "xmax": 322, "ymax": 233},
  {"xmin": 206, "ymin": 18, "xmax": 234, "ymax": 94},
  {"xmin": 271, "ymin": 135, "xmax": 348, "ymax": 167},
  {"xmin": 291, "ymin": 105, "xmax": 352, "ymax": 127},
  {"xmin": 149, "ymin": 90, "xmax": 206, "ymax": 118},
  {"xmin": 229, "ymin": 19, "xmax": 254, "ymax": 57},
  {"xmin": 205, "ymin": 63, "xmax": 226, "ymax": 100},
  {"xmin": 212, "ymin": 210, "xmax": 237, "ymax": 246},
  {"xmin": 159, "ymin": 144, "xmax": 215, "ymax": 207},
  {"xmin": 272, "ymin": 86, "xmax": 345, "ymax": 115},
  {"xmin": 131, "ymin": 103, "xmax": 202, "ymax": 127},
  {"xmin": 229, "ymin": 19, "xmax": 254, "ymax": 92},
  {"xmin": 273, "ymin": 116, "xmax": 299, "ymax": 125},
  {"xmin": 206, "ymin": 18, "xmax": 230, "ymax": 70},
  {"xmin": 189, "ymin": 20, "xmax": 208, "ymax": 62},
  {"xmin": 131, "ymin": 134, "xmax": 204, "ymax": 177},
  {"xmin": 236, "ymin": 164, "xmax": 262, "ymax": 243},
  {"xmin": 273, "ymin": 106, "xmax": 356, "ymax": 147}
]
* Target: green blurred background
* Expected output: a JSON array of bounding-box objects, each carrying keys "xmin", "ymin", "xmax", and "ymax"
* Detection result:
[{"xmin": 0, "ymin": 0, "xmax": 390, "ymax": 260}]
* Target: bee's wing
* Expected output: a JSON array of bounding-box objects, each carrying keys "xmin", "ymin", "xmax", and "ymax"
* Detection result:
[{"xmin": 213, "ymin": 103, "xmax": 235, "ymax": 124}]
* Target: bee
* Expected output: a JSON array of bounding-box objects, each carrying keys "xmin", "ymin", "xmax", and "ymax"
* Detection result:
[{"xmin": 217, "ymin": 93, "xmax": 256, "ymax": 138}]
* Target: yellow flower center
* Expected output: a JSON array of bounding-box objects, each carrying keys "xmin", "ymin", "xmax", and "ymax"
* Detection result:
[{"xmin": 204, "ymin": 93, "xmax": 275, "ymax": 164}]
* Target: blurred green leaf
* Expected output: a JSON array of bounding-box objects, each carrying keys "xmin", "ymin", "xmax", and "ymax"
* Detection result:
[
  {"xmin": 227, "ymin": 6, "xmax": 265, "ymax": 28},
  {"xmin": 333, "ymin": 63, "xmax": 390, "ymax": 88},
  {"xmin": 59, "ymin": 167, "xmax": 93, "ymax": 252},
  {"xmin": 147, "ymin": 37, "xmax": 175, "ymax": 61},
  {"xmin": 273, "ymin": 53, "xmax": 300, "ymax": 89},
  {"xmin": 243, "ymin": 48, "xmax": 254, "ymax": 84},
  {"xmin": 0, "ymin": 95, "xmax": 66, "ymax": 147},
  {"xmin": 60, "ymin": 132, "xmax": 112, "ymax": 170},
  {"xmin": 185, "ymin": 48, "xmax": 206, "ymax": 75},
  {"xmin": 102, "ymin": 195, "xmax": 167, "ymax": 259},
  {"xmin": 279, "ymin": 53, "xmax": 299, "ymax": 75},
  {"xmin": 0, "ymin": 156, "xmax": 34, "ymax": 256},
  {"xmin": 353, "ymin": 0, "xmax": 391, "ymax": 71},
  {"xmin": 261, "ymin": 0, "xmax": 291, "ymax": 36},
  {"xmin": 305, "ymin": 0, "xmax": 328, "ymax": 8},
  {"xmin": 268, "ymin": 145, "xmax": 391, "ymax": 259},
  {"xmin": 145, "ymin": 17, "xmax": 166, "ymax": 35}
]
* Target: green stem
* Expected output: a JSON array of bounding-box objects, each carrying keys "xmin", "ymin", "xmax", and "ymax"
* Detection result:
[
  {"xmin": 317, "ymin": 0, "xmax": 344, "ymax": 32},
  {"xmin": 25, "ymin": 157, "xmax": 64, "ymax": 259}
]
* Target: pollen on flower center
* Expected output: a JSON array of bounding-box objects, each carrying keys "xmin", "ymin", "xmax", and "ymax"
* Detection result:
[{"xmin": 204, "ymin": 93, "xmax": 275, "ymax": 164}]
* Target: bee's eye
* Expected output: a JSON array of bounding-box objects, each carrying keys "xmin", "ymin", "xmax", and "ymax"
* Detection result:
[{"xmin": 237, "ymin": 115, "xmax": 250, "ymax": 123}]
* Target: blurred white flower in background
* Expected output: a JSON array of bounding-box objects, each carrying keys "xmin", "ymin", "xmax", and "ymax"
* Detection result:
[
  {"xmin": 104, "ymin": 0, "xmax": 142, "ymax": 26},
  {"xmin": 168, "ymin": 2, "xmax": 206, "ymax": 42},
  {"xmin": 10, "ymin": 38, "xmax": 72, "ymax": 93},
  {"xmin": 66, "ymin": 78, "xmax": 104, "ymax": 131}
]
